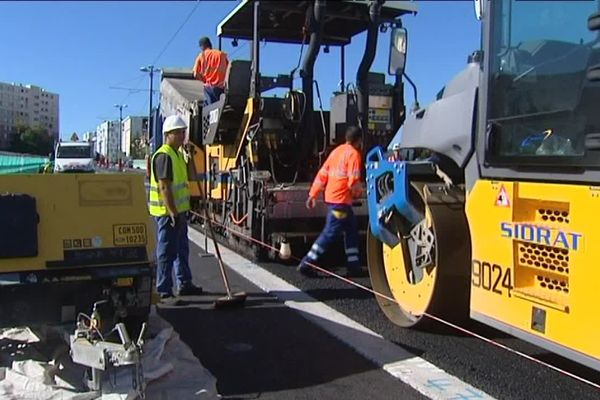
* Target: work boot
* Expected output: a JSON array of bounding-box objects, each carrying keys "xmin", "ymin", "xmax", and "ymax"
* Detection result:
[
  {"xmin": 296, "ymin": 262, "xmax": 320, "ymax": 278},
  {"xmin": 177, "ymin": 283, "xmax": 203, "ymax": 296},
  {"xmin": 159, "ymin": 293, "xmax": 183, "ymax": 306}
]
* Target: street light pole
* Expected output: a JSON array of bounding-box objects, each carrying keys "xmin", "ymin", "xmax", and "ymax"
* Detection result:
[
  {"xmin": 114, "ymin": 104, "xmax": 127, "ymax": 169},
  {"xmin": 140, "ymin": 65, "xmax": 160, "ymax": 155},
  {"xmin": 149, "ymin": 69, "xmax": 154, "ymax": 138}
]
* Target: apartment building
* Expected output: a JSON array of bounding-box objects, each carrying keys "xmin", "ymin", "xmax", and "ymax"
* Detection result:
[
  {"xmin": 0, "ymin": 82, "xmax": 59, "ymax": 148},
  {"xmin": 95, "ymin": 120, "xmax": 120, "ymax": 163},
  {"xmin": 121, "ymin": 116, "xmax": 148, "ymax": 159}
]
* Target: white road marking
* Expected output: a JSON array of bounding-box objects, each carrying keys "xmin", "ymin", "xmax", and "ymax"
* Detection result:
[{"xmin": 188, "ymin": 229, "xmax": 495, "ymax": 400}]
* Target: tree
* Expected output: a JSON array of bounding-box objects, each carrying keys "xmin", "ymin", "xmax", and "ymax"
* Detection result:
[
  {"xmin": 130, "ymin": 137, "xmax": 148, "ymax": 159},
  {"xmin": 70, "ymin": 132, "xmax": 79, "ymax": 141},
  {"xmin": 8, "ymin": 125, "xmax": 55, "ymax": 156}
]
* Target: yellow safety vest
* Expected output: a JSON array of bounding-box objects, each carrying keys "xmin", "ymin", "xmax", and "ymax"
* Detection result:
[{"xmin": 148, "ymin": 144, "xmax": 191, "ymax": 217}]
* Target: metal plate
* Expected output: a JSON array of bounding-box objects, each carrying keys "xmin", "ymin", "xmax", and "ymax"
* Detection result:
[{"xmin": 113, "ymin": 224, "xmax": 147, "ymax": 247}]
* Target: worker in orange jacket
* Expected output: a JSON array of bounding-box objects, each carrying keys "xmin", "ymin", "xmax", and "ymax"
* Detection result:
[
  {"xmin": 193, "ymin": 37, "xmax": 229, "ymax": 106},
  {"xmin": 298, "ymin": 126, "xmax": 365, "ymax": 278}
]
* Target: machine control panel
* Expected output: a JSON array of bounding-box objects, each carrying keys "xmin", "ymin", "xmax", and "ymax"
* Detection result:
[
  {"xmin": 329, "ymin": 72, "xmax": 396, "ymax": 146},
  {"xmin": 367, "ymin": 91, "xmax": 393, "ymax": 132},
  {"xmin": 368, "ymin": 107, "xmax": 392, "ymax": 126}
]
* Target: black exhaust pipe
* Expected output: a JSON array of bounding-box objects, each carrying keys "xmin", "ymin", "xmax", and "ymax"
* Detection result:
[
  {"xmin": 299, "ymin": 0, "xmax": 325, "ymax": 164},
  {"xmin": 357, "ymin": 0, "xmax": 383, "ymax": 151}
]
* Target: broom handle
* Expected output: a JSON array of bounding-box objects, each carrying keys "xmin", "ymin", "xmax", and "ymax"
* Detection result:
[
  {"xmin": 204, "ymin": 205, "xmax": 234, "ymax": 297},
  {"xmin": 187, "ymin": 144, "xmax": 234, "ymax": 297}
]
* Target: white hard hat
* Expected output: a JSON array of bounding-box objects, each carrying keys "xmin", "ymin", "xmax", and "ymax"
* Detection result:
[
  {"xmin": 163, "ymin": 115, "xmax": 187, "ymax": 133},
  {"xmin": 391, "ymin": 142, "xmax": 401, "ymax": 151}
]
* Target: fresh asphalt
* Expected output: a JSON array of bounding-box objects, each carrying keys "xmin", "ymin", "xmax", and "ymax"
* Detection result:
[
  {"xmin": 157, "ymin": 233, "xmax": 600, "ymax": 400},
  {"xmin": 157, "ymin": 241, "xmax": 425, "ymax": 400}
]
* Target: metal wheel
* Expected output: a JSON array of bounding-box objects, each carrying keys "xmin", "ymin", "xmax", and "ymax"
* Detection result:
[{"xmin": 367, "ymin": 183, "xmax": 471, "ymax": 328}]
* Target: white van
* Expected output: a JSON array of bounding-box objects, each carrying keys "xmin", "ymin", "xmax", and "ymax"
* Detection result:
[{"xmin": 53, "ymin": 141, "xmax": 96, "ymax": 173}]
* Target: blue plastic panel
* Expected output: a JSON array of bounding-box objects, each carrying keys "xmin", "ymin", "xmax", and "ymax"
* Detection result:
[{"xmin": 365, "ymin": 146, "xmax": 422, "ymax": 248}]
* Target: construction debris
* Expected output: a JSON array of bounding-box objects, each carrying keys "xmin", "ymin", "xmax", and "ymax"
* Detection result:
[
  {"xmin": 0, "ymin": 327, "xmax": 40, "ymax": 343},
  {"xmin": 0, "ymin": 307, "xmax": 219, "ymax": 400}
]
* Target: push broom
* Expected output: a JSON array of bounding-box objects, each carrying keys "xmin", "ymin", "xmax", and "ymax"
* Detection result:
[{"xmin": 188, "ymin": 144, "xmax": 246, "ymax": 309}]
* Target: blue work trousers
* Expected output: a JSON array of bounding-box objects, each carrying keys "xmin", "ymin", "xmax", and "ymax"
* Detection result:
[
  {"xmin": 302, "ymin": 204, "xmax": 361, "ymax": 270},
  {"xmin": 155, "ymin": 213, "xmax": 192, "ymax": 296},
  {"xmin": 203, "ymin": 85, "xmax": 224, "ymax": 106}
]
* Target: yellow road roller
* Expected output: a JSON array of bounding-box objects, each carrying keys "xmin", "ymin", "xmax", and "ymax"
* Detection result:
[{"xmin": 366, "ymin": 0, "xmax": 600, "ymax": 371}]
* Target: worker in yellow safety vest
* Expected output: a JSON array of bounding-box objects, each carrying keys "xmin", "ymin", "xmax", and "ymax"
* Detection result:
[
  {"xmin": 149, "ymin": 115, "xmax": 203, "ymax": 304},
  {"xmin": 42, "ymin": 161, "xmax": 54, "ymax": 174},
  {"xmin": 42, "ymin": 152, "xmax": 54, "ymax": 173}
]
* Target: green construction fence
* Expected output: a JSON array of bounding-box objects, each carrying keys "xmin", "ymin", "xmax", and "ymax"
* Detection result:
[{"xmin": 0, "ymin": 151, "xmax": 50, "ymax": 174}]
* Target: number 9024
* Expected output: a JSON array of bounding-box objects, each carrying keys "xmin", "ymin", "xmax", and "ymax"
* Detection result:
[{"xmin": 472, "ymin": 260, "xmax": 513, "ymax": 297}]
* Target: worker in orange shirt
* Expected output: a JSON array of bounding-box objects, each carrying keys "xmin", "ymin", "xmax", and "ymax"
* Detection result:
[
  {"xmin": 193, "ymin": 37, "xmax": 229, "ymax": 106},
  {"xmin": 298, "ymin": 126, "xmax": 365, "ymax": 278}
]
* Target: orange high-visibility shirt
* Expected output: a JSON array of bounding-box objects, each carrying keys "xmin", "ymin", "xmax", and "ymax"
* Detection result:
[
  {"xmin": 193, "ymin": 49, "xmax": 229, "ymax": 88},
  {"xmin": 309, "ymin": 143, "xmax": 363, "ymax": 205}
]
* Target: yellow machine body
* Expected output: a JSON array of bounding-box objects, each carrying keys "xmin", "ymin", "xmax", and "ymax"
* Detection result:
[
  {"xmin": 205, "ymin": 144, "xmax": 236, "ymax": 200},
  {"xmin": 0, "ymin": 173, "xmax": 155, "ymax": 327},
  {"xmin": 195, "ymin": 98, "xmax": 256, "ymax": 202},
  {"xmin": 0, "ymin": 173, "xmax": 155, "ymax": 272},
  {"xmin": 362, "ymin": 0, "xmax": 600, "ymax": 374},
  {"xmin": 466, "ymin": 180, "xmax": 600, "ymax": 368},
  {"xmin": 187, "ymin": 142, "xmax": 206, "ymax": 198}
]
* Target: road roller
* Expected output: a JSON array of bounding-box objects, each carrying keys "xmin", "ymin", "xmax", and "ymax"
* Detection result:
[{"xmin": 367, "ymin": 0, "xmax": 600, "ymax": 371}]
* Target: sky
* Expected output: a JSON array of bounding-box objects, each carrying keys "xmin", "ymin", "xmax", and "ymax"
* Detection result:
[{"xmin": 0, "ymin": 1, "xmax": 480, "ymax": 139}]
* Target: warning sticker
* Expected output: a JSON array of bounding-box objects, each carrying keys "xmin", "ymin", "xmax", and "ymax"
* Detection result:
[
  {"xmin": 113, "ymin": 224, "xmax": 147, "ymax": 247},
  {"xmin": 495, "ymin": 186, "xmax": 510, "ymax": 207}
]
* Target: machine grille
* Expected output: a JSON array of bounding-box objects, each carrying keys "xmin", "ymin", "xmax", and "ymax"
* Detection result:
[
  {"xmin": 537, "ymin": 208, "xmax": 570, "ymax": 224},
  {"xmin": 513, "ymin": 206, "xmax": 571, "ymax": 310},
  {"xmin": 518, "ymin": 243, "xmax": 569, "ymax": 275}
]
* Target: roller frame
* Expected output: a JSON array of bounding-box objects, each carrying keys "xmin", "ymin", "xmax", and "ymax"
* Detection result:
[{"xmin": 366, "ymin": 149, "xmax": 471, "ymax": 327}]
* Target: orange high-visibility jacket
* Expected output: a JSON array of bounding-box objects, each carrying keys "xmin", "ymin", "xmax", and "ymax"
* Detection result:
[
  {"xmin": 309, "ymin": 143, "xmax": 363, "ymax": 205},
  {"xmin": 193, "ymin": 49, "xmax": 229, "ymax": 88}
]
